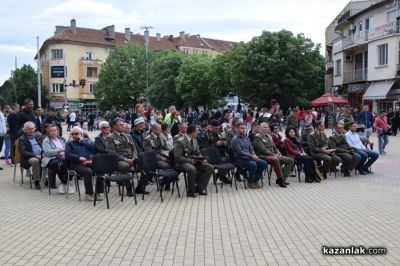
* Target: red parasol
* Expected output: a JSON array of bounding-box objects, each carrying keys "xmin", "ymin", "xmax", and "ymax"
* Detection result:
[{"xmin": 311, "ymin": 93, "xmax": 349, "ymax": 107}]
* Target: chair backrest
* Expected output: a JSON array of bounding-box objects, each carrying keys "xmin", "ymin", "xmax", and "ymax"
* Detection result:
[
  {"xmin": 138, "ymin": 151, "xmax": 159, "ymax": 172},
  {"xmin": 200, "ymin": 147, "xmax": 221, "ymax": 165},
  {"xmin": 14, "ymin": 139, "xmax": 21, "ymax": 163},
  {"xmin": 92, "ymin": 153, "xmax": 120, "ymax": 175}
]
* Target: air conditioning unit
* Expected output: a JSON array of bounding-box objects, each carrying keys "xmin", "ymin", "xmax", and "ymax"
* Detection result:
[
  {"xmin": 349, "ymin": 24, "xmax": 355, "ymax": 31},
  {"xmin": 79, "ymin": 103, "xmax": 84, "ymax": 108},
  {"xmin": 345, "ymin": 54, "xmax": 353, "ymax": 62}
]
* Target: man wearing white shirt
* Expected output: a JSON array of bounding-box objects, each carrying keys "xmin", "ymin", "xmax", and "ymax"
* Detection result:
[{"xmin": 345, "ymin": 122, "xmax": 379, "ymax": 175}]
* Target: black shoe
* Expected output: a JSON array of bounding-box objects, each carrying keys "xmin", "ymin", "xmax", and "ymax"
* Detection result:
[
  {"xmin": 147, "ymin": 177, "xmax": 155, "ymax": 185},
  {"xmin": 235, "ymin": 172, "xmax": 243, "ymax": 182},
  {"xmin": 219, "ymin": 175, "xmax": 232, "ymax": 184},
  {"xmin": 127, "ymin": 191, "xmax": 134, "ymax": 197},
  {"xmin": 305, "ymin": 179, "xmax": 314, "ymax": 183},
  {"xmin": 196, "ymin": 187, "xmax": 208, "ymax": 195},
  {"xmin": 364, "ymin": 168, "xmax": 373, "ymax": 174},
  {"xmin": 135, "ymin": 189, "xmax": 150, "ymax": 195},
  {"xmin": 34, "ymin": 181, "xmax": 41, "ymax": 190},
  {"xmin": 187, "ymin": 192, "xmax": 197, "ymax": 198},
  {"xmin": 278, "ymin": 182, "xmax": 287, "ymax": 188},
  {"xmin": 344, "ymin": 171, "xmax": 351, "ymax": 177},
  {"xmin": 358, "ymin": 169, "xmax": 367, "ymax": 175},
  {"xmin": 45, "ymin": 181, "xmax": 49, "ymax": 187},
  {"xmin": 164, "ymin": 184, "xmax": 171, "ymax": 191}
]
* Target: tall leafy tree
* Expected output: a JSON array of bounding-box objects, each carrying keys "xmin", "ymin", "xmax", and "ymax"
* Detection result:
[
  {"xmin": 176, "ymin": 54, "xmax": 215, "ymax": 108},
  {"xmin": 147, "ymin": 49, "xmax": 184, "ymax": 109},
  {"xmin": 228, "ymin": 30, "xmax": 324, "ymax": 108},
  {"xmin": 2, "ymin": 64, "xmax": 48, "ymax": 107},
  {"xmin": 95, "ymin": 45, "xmax": 150, "ymax": 110}
]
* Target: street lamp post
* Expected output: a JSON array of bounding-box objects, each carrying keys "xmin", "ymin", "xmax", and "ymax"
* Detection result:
[
  {"xmin": 140, "ymin": 25, "xmax": 153, "ymax": 94},
  {"xmin": 36, "ymin": 36, "xmax": 42, "ymax": 107}
]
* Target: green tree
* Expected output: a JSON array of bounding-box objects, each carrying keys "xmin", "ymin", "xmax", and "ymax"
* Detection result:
[
  {"xmin": 95, "ymin": 45, "xmax": 150, "ymax": 110},
  {"xmin": 229, "ymin": 30, "xmax": 324, "ymax": 108},
  {"xmin": 176, "ymin": 54, "xmax": 215, "ymax": 108},
  {"xmin": 2, "ymin": 64, "xmax": 48, "ymax": 107},
  {"xmin": 147, "ymin": 49, "xmax": 184, "ymax": 109}
]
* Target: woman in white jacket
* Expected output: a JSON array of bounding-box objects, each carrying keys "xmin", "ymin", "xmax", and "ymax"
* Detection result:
[{"xmin": 41, "ymin": 124, "xmax": 72, "ymax": 194}]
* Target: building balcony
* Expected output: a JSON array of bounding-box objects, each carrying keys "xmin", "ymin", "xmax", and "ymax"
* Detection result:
[
  {"xmin": 326, "ymin": 61, "xmax": 334, "ymax": 70},
  {"xmin": 337, "ymin": 21, "xmax": 400, "ymax": 52},
  {"xmin": 343, "ymin": 68, "xmax": 368, "ymax": 83},
  {"xmin": 79, "ymin": 58, "xmax": 102, "ymax": 66}
]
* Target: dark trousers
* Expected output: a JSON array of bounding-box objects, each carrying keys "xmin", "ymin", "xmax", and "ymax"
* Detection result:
[
  {"xmin": 392, "ymin": 121, "xmax": 399, "ymax": 136},
  {"xmin": 295, "ymin": 154, "xmax": 317, "ymax": 182},
  {"xmin": 234, "ymin": 158, "xmax": 267, "ymax": 182},
  {"xmin": 177, "ymin": 162, "xmax": 213, "ymax": 193},
  {"xmin": 47, "ymin": 158, "xmax": 69, "ymax": 184},
  {"xmin": 311, "ymin": 153, "xmax": 341, "ymax": 177},
  {"xmin": 70, "ymin": 163, "xmax": 103, "ymax": 195},
  {"xmin": 335, "ymin": 152, "xmax": 361, "ymax": 172}
]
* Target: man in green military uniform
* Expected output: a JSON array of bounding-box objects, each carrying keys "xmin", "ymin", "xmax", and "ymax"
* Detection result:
[
  {"xmin": 254, "ymin": 122, "xmax": 294, "ymax": 187},
  {"xmin": 144, "ymin": 123, "xmax": 171, "ymax": 169},
  {"xmin": 172, "ymin": 123, "xmax": 187, "ymax": 143},
  {"xmin": 106, "ymin": 118, "xmax": 145, "ymax": 196},
  {"xmin": 174, "ymin": 125, "xmax": 213, "ymax": 198},
  {"xmin": 286, "ymin": 109, "xmax": 299, "ymax": 132},
  {"xmin": 328, "ymin": 124, "xmax": 361, "ymax": 176},
  {"xmin": 339, "ymin": 106, "xmax": 354, "ymax": 131},
  {"xmin": 307, "ymin": 121, "xmax": 341, "ymax": 178}
]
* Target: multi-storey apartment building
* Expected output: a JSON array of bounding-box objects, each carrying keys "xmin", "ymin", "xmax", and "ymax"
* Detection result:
[
  {"xmin": 327, "ymin": 0, "xmax": 400, "ymax": 111},
  {"xmin": 38, "ymin": 19, "xmax": 236, "ymax": 111}
]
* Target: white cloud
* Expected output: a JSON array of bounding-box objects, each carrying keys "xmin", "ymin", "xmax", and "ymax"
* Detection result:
[{"xmin": 0, "ymin": 44, "xmax": 36, "ymax": 54}]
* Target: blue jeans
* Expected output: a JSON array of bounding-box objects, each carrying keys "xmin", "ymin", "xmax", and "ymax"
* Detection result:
[
  {"xmin": 4, "ymin": 137, "xmax": 11, "ymax": 161},
  {"xmin": 378, "ymin": 134, "xmax": 389, "ymax": 153},
  {"xmin": 354, "ymin": 149, "xmax": 379, "ymax": 169},
  {"xmin": 235, "ymin": 158, "xmax": 267, "ymax": 182}
]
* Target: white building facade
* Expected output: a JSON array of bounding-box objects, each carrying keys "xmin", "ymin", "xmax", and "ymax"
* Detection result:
[{"xmin": 330, "ymin": 0, "xmax": 400, "ymax": 112}]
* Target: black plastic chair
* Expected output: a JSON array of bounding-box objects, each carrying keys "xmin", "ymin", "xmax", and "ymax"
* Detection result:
[
  {"xmin": 201, "ymin": 147, "xmax": 235, "ymax": 193},
  {"xmin": 227, "ymin": 149, "xmax": 248, "ymax": 190},
  {"xmin": 92, "ymin": 154, "xmax": 136, "ymax": 209},
  {"xmin": 138, "ymin": 151, "xmax": 180, "ymax": 202},
  {"xmin": 65, "ymin": 161, "xmax": 81, "ymax": 201}
]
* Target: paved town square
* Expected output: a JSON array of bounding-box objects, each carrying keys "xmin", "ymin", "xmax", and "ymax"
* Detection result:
[{"xmin": 0, "ymin": 128, "xmax": 399, "ymax": 266}]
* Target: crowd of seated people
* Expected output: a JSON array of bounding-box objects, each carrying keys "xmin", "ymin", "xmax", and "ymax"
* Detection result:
[{"xmin": 15, "ymin": 105, "xmax": 381, "ymax": 201}]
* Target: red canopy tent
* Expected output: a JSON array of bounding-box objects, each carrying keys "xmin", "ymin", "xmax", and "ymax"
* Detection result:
[{"xmin": 311, "ymin": 93, "xmax": 349, "ymax": 107}]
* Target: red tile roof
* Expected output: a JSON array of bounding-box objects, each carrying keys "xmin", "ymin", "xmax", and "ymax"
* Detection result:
[{"xmin": 41, "ymin": 26, "xmax": 236, "ymax": 54}]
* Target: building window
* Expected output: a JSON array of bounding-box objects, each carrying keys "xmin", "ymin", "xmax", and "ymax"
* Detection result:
[
  {"xmin": 193, "ymin": 49, "xmax": 198, "ymax": 54},
  {"xmin": 90, "ymin": 84, "xmax": 94, "ymax": 94},
  {"xmin": 182, "ymin": 48, "xmax": 189, "ymax": 54},
  {"xmin": 335, "ymin": 59, "xmax": 342, "ymax": 76},
  {"xmin": 378, "ymin": 44, "xmax": 388, "ymax": 66},
  {"xmin": 51, "ymin": 49, "xmax": 63, "ymax": 59},
  {"xmin": 387, "ymin": 10, "xmax": 396, "ymax": 23},
  {"xmin": 358, "ymin": 21, "xmax": 363, "ymax": 37},
  {"xmin": 84, "ymin": 52, "xmax": 92, "ymax": 60},
  {"xmin": 87, "ymin": 67, "xmax": 97, "ymax": 78},
  {"xmin": 52, "ymin": 83, "xmax": 64, "ymax": 93}
]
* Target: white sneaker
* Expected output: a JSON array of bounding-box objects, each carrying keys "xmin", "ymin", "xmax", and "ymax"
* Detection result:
[
  {"xmin": 96, "ymin": 193, "xmax": 104, "ymax": 201},
  {"xmin": 58, "ymin": 184, "xmax": 66, "ymax": 194},
  {"xmin": 67, "ymin": 185, "xmax": 75, "ymax": 194},
  {"xmin": 85, "ymin": 194, "xmax": 94, "ymax": 201}
]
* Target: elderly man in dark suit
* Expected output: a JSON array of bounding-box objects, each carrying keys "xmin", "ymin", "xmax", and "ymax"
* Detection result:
[{"xmin": 174, "ymin": 125, "xmax": 213, "ymax": 197}]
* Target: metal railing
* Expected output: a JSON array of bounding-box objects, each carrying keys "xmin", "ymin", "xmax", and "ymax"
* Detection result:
[
  {"xmin": 343, "ymin": 68, "xmax": 368, "ymax": 83},
  {"xmin": 340, "ymin": 21, "xmax": 400, "ymax": 50}
]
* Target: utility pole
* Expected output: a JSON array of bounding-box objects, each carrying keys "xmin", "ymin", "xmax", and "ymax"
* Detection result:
[
  {"xmin": 140, "ymin": 25, "xmax": 153, "ymax": 94},
  {"xmin": 36, "ymin": 36, "xmax": 42, "ymax": 107}
]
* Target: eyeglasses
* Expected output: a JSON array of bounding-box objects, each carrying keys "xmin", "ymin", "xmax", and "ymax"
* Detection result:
[{"xmin": 71, "ymin": 133, "xmax": 80, "ymax": 136}]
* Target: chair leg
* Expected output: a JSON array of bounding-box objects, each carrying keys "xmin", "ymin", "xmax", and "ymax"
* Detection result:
[
  {"xmin": 234, "ymin": 169, "xmax": 238, "ymax": 191},
  {"xmin": 159, "ymin": 179, "xmax": 164, "ymax": 203},
  {"xmin": 268, "ymin": 167, "xmax": 272, "ymax": 186},
  {"xmin": 175, "ymin": 180, "xmax": 181, "ymax": 198},
  {"xmin": 132, "ymin": 175, "xmax": 137, "ymax": 205},
  {"xmin": 20, "ymin": 166, "xmax": 24, "ymax": 187},
  {"xmin": 213, "ymin": 172, "xmax": 218, "ymax": 193},
  {"xmin": 66, "ymin": 172, "xmax": 70, "ymax": 200},
  {"xmin": 13, "ymin": 163, "xmax": 17, "ymax": 183},
  {"xmin": 171, "ymin": 180, "xmax": 175, "ymax": 195},
  {"xmin": 104, "ymin": 180, "xmax": 109, "ymax": 209},
  {"xmin": 183, "ymin": 172, "xmax": 188, "ymax": 193},
  {"xmin": 76, "ymin": 175, "xmax": 81, "ymax": 201},
  {"xmin": 121, "ymin": 185, "xmax": 125, "ymax": 202}
]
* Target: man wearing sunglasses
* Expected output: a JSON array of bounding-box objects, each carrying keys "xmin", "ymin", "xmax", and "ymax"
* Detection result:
[{"xmin": 65, "ymin": 126, "xmax": 103, "ymax": 201}]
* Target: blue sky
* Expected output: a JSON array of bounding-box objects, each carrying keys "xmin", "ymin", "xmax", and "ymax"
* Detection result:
[{"xmin": 0, "ymin": 0, "xmax": 350, "ymax": 85}]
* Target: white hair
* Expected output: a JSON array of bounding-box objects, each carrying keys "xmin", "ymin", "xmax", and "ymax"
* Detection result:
[
  {"xmin": 23, "ymin": 121, "xmax": 36, "ymax": 132},
  {"xmin": 99, "ymin": 121, "xmax": 109, "ymax": 129},
  {"xmin": 71, "ymin": 126, "xmax": 83, "ymax": 135}
]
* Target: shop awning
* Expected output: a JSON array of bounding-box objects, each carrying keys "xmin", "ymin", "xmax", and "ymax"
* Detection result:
[{"xmin": 362, "ymin": 81, "xmax": 395, "ymax": 100}]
